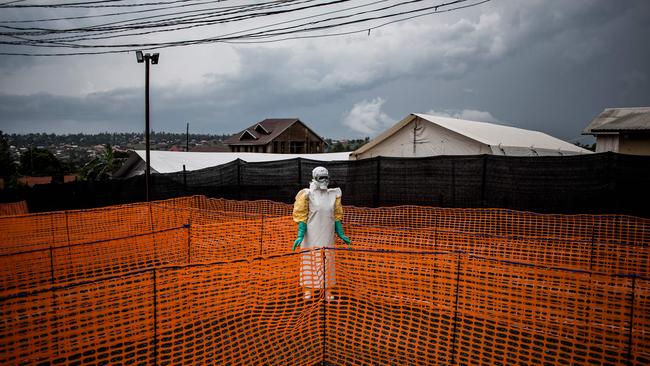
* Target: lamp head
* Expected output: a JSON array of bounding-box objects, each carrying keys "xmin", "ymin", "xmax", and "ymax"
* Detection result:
[
  {"xmin": 151, "ymin": 53, "xmax": 160, "ymax": 65},
  {"xmin": 135, "ymin": 50, "xmax": 144, "ymax": 63}
]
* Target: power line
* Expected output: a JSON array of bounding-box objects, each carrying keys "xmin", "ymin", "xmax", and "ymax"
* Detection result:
[
  {"xmin": 0, "ymin": 0, "xmax": 491, "ymax": 56},
  {"xmin": 0, "ymin": 0, "xmax": 206, "ymax": 9},
  {"xmin": 0, "ymin": 0, "xmax": 230, "ymax": 23}
]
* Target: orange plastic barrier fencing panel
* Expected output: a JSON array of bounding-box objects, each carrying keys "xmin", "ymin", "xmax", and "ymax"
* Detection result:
[
  {"xmin": 1, "ymin": 290, "xmax": 56, "ymax": 364},
  {"xmin": 633, "ymin": 278, "xmax": 650, "ymax": 366},
  {"xmin": 347, "ymin": 225, "xmax": 438, "ymax": 253},
  {"xmin": 190, "ymin": 218, "xmax": 264, "ymax": 263},
  {"xmin": 153, "ymin": 228, "xmax": 191, "ymax": 266},
  {"xmin": 219, "ymin": 198, "xmax": 292, "ymax": 217},
  {"xmin": 64, "ymin": 204, "xmax": 154, "ymax": 247},
  {"xmin": 156, "ymin": 253, "xmax": 321, "ymax": 366},
  {"xmin": 188, "ymin": 208, "xmax": 259, "ymax": 227},
  {"xmin": 448, "ymin": 234, "xmax": 595, "ymax": 272},
  {"xmin": 593, "ymin": 243, "xmax": 650, "ymax": 277},
  {"xmin": 0, "ymin": 271, "xmax": 155, "ymax": 365},
  {"xmin": 262, "ymin": 216, "xmax": 296, "ymax": 255},
  {"xmin": 51, "ymin": 228, "xmax": 187, "ymax": 287},
  {"xmin": 150, "ymin": 203, "xmax": 191, "ymax": 232},
  {"xmin": 456, "ymin": 256, "xmax": 632, "ymax": 365},
  {"xmin": 344, "ymin": 204, "xmax": 650, "ymax": 245},
  {"xmin": 594, "ymin": 216, "xmax": 650, "ymax": 246},
  {"xmin": 0, "ymin": 250, "xmax": 52, "ymax": 296},
  {"xmin": 0, "ymin": 200, "xmax": 28, "ymax": 216},
  {"xmin": 326, "ymin": 250, "xmax": 458, "ymax": 366},
  {"xmin": 0, "ymin": 212, "xmax": 68, "ymax": 254},
  {"xmin": 347, "ymin": 224, "xmax": 648, "ymax": 275}
]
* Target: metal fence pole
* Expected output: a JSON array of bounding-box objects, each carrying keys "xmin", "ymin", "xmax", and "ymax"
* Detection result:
[
  {"xmin": 186, "ymin": 212, "xmax": 192, "ymax": 264},
  {"xmin": 450, "ymin": 252, "xmax": 462, "ymax": 365},
  {"xmin": 374, "ymin": 157, "xmax": 381, "ymax": 207},
  {"xmin": 153, "ymin": 268, "xmax": 158, "ymax": 366},
  {"xmin": 481, "ymin": 155, "xmax": 487, "ymax": 207},
  {"xmin": 183, "ymin": 164, "xmax": 187, "ymax": 195},
  {"xmin": 49, "ymin": 214, "xmax": 56, "ymax": 285},
  {"xmin": 237, "ymin": 159, "xmax": 242, "ymax": 200},
  {"xmin": 451, "ymin": 159, "xmax": 456, "ymax": 207}
]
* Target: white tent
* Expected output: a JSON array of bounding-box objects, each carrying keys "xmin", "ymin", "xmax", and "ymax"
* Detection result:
[
  {"xmin": 350, "ymin": 113, "xmax": 592, "ymax": 159},
  {"xmin": 113, "ymin": 151, "xmax": 351, "ymax": 178}
]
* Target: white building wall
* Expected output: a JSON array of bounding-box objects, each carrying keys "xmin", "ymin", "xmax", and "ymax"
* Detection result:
[{"xmin": 596, "ymin": 135, "xmax": 620, "ymax": 153}]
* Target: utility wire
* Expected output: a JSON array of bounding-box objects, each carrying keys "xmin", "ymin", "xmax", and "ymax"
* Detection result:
[
  {"xmin": 0, "ymin": 0, "xmax": 231, "ymax": 23},
  {"xmin": 0, "ymin": 0, "xmax": 208, "ymax": 9},
  {"xmin": 0, "ymin": 0, "xmax": 491, "ymax": 56}
]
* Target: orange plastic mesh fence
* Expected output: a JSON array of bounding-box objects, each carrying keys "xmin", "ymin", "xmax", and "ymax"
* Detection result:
[
  {"xmin": 1, "ymin": 196, "xmax": 649, "ymax": 365},
  {"xmin": 2, "ymin": 249, "xmax": 647, "ymax": 365},
  {"xmin": 0, "ymin": 201, "xmax": 28, "ymax": 216},
  {"xmin": 176, "ymin": 196, "xmax": 650, "ymax": 245}
]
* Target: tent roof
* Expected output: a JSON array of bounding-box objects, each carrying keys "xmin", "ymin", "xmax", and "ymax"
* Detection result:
[
  {"xmin": 114, "ymin": 151, "xmax": 351, "ymax": 176},
  {"xmin": 353, "ymin": 113, "xmax": 590, "ymax": 156},
  {"xmin": 583, "ymin": 107, "xmax": 650, "ymax": 134}
]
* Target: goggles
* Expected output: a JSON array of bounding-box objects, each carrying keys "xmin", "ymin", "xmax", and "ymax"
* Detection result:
[{"xmin": 316, "ymin": 176, "xmax": 329, "ymax": 182}]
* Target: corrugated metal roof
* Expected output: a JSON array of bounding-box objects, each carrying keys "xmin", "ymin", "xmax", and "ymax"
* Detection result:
[{"xmin": 583, "ymin": 107, "xmax": 650, "ymax": 134}]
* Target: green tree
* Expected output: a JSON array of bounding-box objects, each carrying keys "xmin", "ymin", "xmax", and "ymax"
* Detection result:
[
  {"xmin": 18, "ymin": 148, "xmax": 62, "ymax": 177},
  {"xmin": 80, "ymin": 144, "xmax": 119, "ymax": 181},
  {"xmin": 0, "ymin": 131, "xmax": 17, "ymax": 186}
]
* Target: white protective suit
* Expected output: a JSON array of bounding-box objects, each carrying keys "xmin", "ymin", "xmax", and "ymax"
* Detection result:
[{"xmin": 292, "ymin": 171, "xmax": 344, "ymax": 290}]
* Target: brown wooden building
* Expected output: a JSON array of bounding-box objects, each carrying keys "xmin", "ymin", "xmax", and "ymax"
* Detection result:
[{"xmin": 224, "ymin": 118, "xmax": 326, "ymax": 153}]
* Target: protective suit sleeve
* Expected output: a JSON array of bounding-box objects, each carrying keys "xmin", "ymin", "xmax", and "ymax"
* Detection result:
[
  {"xmin": 292, "ymin": 189, "xmax": 309, "ymax": 223},
  {"xmin": 334, "ymin": 197, "xmax": 344, "ymax": 221}
]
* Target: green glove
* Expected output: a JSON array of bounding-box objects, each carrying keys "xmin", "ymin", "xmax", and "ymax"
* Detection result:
[
  {"xmin": 335, "ymin": 220, "xmax": 351, "ymax": 247},
  {"xmin": 292, "ymin": 221, "xmax": 307, "ymax": 251}
]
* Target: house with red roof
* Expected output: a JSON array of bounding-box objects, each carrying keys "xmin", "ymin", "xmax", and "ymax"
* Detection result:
[{"xmin": 224, "ymin": 118, "xmax": 326, "ymax": 154}]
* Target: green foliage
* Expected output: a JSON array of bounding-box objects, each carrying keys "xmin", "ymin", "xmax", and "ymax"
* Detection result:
[
  {"xmin": 18, "ymin": 148, "xmax": 62, "ymax": 177},
  {"xmin": 324, "ymin": 137, "xmax": 370, "ymax": 153},
  {"xmin": 574, "ymin": 142, "xmax": 596, "ymax": 151},
  {"xmin": 0, "ymin": 131, "xmax": 16, "ymax": 179},
  {"xmin": 80, "ymin": 144, "xmax": 119, "ymax": 181}
]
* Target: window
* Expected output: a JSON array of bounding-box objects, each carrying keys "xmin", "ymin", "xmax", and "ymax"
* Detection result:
[{"xmin": 290, "ymin": 141, "xmax": 305, "ymax": 154}]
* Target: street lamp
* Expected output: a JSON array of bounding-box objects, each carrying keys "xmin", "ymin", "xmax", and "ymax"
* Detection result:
[{"xmin": 135, "ymin": 50, "xmax": 160, "ymax": 202}]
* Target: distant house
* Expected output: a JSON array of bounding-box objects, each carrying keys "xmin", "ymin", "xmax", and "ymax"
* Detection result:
[
  {"xmin": 582, "ymin": 107, "xmax": 650, "ymax": 155},
  {"xmin": 350, "ymin": 113, "xmax": 591, "ymax": 159},
  {"xmin": 223, "ymin": 118, "xmax": 326, "ymax": 154}
]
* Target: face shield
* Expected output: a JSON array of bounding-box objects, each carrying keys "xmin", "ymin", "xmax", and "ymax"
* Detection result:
[{"xmin": 312, "ymin": 166, "xmax": 330, "ymax": 190}]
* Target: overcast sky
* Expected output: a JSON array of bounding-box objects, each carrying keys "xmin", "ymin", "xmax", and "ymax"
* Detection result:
[{"xmin": 1, "ymin": 0, "xmax": 649, "ymax": 143}]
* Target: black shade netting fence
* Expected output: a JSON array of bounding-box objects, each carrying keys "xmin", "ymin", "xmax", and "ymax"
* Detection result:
[{"xmin": 1, "ymin": 152, "xmax": 649, "ymax": 217}]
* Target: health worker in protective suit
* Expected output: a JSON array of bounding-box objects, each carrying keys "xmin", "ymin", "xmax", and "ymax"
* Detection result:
[{"xmin": 292, "ymin": 166, "xmax": 351, "ymax": 300}]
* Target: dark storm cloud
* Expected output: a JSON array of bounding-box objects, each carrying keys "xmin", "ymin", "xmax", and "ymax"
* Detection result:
[{"xmin": 0, "ymin": 0, "xmax": 648, "ymax": 141}]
